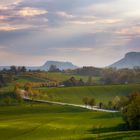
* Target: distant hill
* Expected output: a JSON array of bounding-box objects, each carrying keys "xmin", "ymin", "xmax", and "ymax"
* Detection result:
[
  {"xmin": 40, "ymin": 61, "xmax": 78, "ymax": 71},
  {"xmin": 110, "ymin": 52, "xmax": 140, "ymax": 69},
  {"xmin": 0, "ymin": 61, "xmax": 78, "ymax": 71}
]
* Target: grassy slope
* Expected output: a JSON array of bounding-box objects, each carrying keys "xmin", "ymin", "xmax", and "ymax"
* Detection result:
[
  {"xmin": 27, "ymin": 72, "xmax": 100, "ymax": 83},
  {"xmin": 0, "ymin": 104, "xmax": 139, "ymax": 140},
  {"xmin": 42, "ymin": 72, "xmax": 88, "ymax": 82},
  {"xmin": 39, "ymin": 84, "xmax": 140, "ymax": 104}
]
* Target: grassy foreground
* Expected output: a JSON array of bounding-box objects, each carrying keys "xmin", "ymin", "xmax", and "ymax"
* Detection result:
[
  {"xmin": 0, "ymin": 104, "xmax": 139, "ymax": 140},
  {"xmin": 39, "ymin": 84, "xmax": 140, "ymax": 104}
]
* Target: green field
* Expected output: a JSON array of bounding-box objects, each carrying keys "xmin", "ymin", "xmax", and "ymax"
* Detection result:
[
  {"xmin": 39, "ymin": 84, "xmax": 140, "ymax": 104},
  {"xmin": 26, "ymin": 72, "xmax": 100, "ymax": 83},
  {"xmin": 0, "ymin": 75, "xmax": 140, "ymax": 140},
  {"xmin": 15, "ymin": 75, "xmax": 49, "ymax": 83},
  {"xmin": 0, "ymin": 104, "xmax": 139, "ymax": 140},
  {"xmin": 41, "ymin": 72, "xmax": 89, "ymax": 82}
]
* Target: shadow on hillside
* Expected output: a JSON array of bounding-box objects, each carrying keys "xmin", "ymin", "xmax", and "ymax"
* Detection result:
[
  {"xmin": 82, "ymin": 124, "xmax": 140, "ymax": 140},
  {"xmin": 83, "ymin": 131, "xmax": 140, "ymax": 140},
  {"xmin": 88, "ymin": 124, "xmax": 127, "ymax": 134},
  {"xmin": 92, "ymin": 112, "xmax": 121, "ymax": 119}
]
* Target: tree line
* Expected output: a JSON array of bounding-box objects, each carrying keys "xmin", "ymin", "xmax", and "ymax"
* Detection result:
[
  {"xmin": 1, "ymin": 66, "xmax": 27, "ymax": 74},
  {"xmin": 67, "ymin": 67, "xmax": 140, "ymax": 84}
]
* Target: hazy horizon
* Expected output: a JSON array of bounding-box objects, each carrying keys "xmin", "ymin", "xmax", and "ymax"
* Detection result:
[
  {"xmin": 0, "ymin": 51, "xmax": 134, "ymax": 68},
  {"xmin": 0, "ymin": 0, "xmax": 140, "ymax": 67}
]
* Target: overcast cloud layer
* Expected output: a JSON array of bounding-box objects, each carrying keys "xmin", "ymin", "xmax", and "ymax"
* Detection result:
[{"xmin": 0, "ymin": 0, "xmax": 140, "ymax": 67}]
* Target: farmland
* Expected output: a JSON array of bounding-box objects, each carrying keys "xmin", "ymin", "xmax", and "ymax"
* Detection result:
[
  {"xmin": 0, "ymin": 73, "xmax": 140, "ymax": 140},
  {"xmin": 0, "ymin": 104, "xmax": 139, "ymax": 140}
]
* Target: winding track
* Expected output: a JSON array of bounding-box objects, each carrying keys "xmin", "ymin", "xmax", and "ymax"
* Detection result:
[{"xmin": 23, "ymin": 96, "xmax": 118, "ymax": 113}]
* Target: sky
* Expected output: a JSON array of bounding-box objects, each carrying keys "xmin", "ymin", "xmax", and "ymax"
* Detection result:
[{"xmin": 0, "ymin": 0, "xmax": 140, "ymax": 67}]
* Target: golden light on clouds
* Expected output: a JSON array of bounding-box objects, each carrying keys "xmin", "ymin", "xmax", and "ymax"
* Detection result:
[
  {"xmin": 116, "ymin": 26, "xmax": 140, "ymax": 36},
  {"xmin": 0, "ymin": 16, "xmax": 7, "ymax": 20},
  {"xmin": 0, "ymin": 24, "xmax": 33, "ymax": 31},
  {"xmin": 18, "ymin": 7, "xmax": 48, "ymax": 17},
  {"xmin": 0, "ymin": 26, "xmax": 17, "ymax": 31}
]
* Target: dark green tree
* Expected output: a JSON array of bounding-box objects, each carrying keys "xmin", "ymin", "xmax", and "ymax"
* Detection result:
[
  {"xmin": 122, "ymin": 95, "xmax": 140, "ymax": 130},
  {"xmin": 88, "ymin": 98, "xmax": 96, "ymax": 108},
  {"xmin": 83, "ymin": 97, "xmax": 89, "ymax": 106}
]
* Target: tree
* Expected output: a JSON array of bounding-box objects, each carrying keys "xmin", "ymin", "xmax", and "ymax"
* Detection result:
[
  {"xmin": 14, "ymin": 83, "xmax": 20, "ymax": 92},
  {"xmin": 21, "ymin": 66, "xmax": 26, "ymax": 73},
  {"xmin": 101, "ymin": 68, "xmax": 117, "ymax": 84},
  {"xmin": 99, "ymin": 102, "xmax": 103, "ymax": 109},
  {"xmin": 112, "ymin": 96, "xmax": 121, "ymax": 109},
  {"xmin": 87, "ymin": 76, "xmax": 93, "ymax": 85},
  {"xmin": 78, "ymin": 78, "xmax": 85, "ymax": 86},
  {"xmin": 118, "ymin": 96, "xmax": 129, "ymax": 110},
  {"xmin": 108, "ymin": 101, "xmax": 113, "ymax": 109},
  {"xmin": 0, "ymin": 74, "xmax": 5, "ymax": 87},
  {"xmin": 4, "ymin": 96, "xmax": 12, "ymax": 106},
  {"xmin": 14, "ymin": 83, "xmax": 23, "ymax": 103},
  {"xmin": 122, "ymin": 95, "xmax": 140, "ymax": 130},
  {"xmin": 10, "ymin": 66, "xmax": 17, "ymax": 74},
  {"xmin": 83, "ymin": 97, "xmax": 89, "ymax": 106},
  {"xmin": 24, "ymin": 83, "xmax": 33, "ymax": 97},
  {"xmin": 71, "ymin": 66, "xmax": 101, "ymax": 76},
  {"xmin": 88, "ymin": 98, "xmax": 96, "ymax": 108},
  {"xmin": 63, "ymin": 77, "xmax": 78, "ymax": 86},
  {"xmin": 49, "ymin": 65, "xmax": 60, "ymax": 72}
]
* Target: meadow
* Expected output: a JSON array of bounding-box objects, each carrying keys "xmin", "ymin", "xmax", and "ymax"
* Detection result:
[
  {"xmin": 38, "ymin": 84, "xmax": 140, "ymax": 104},
  {"xmin": 25, "ymin": 72, "xmax": 100, "ymax": 83},
  {"xmin": 0, "ymin": 104, "xmax": 139, "ymax": 140},
  {"xmin": 0, "ymin": 73, "xmax": 140, "ymax": 140}
]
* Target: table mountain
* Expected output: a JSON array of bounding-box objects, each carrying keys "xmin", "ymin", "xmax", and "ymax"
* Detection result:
[
  {"xmin": 40, "ymin": 61, "xmax": 78, "ymax": 71},
  {"xmin": 110, "ymin": 52, "xmax": 140, "ymax": 69}
]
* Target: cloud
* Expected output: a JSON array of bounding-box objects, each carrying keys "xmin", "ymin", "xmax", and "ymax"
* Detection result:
[
  {"xmin": 0, "ymin": 0, "xmax": 23, "ymax": 5},
  {"xmin": 0, "ymin": 4, "xmax": 48, "ymax": 31},
  {"xmin": 56, "ymin": 11, "xmax": 74, "ymax": 19},
  {"xmin": 0, "ymin": 0, "xmax": 140, "ymax": 67},
  {"xmin": 0, "ymin": 16, "xmax": 8, "ymax": 20},
  {"xmin": 69, "ymin": 18, "xmax": 122, "ymax": 25},
  {"xmin": 18, "ymin": 7, "xmax": 48, "ymax": 17},
  {"xmin": 116, "ymin": 26, "xmax": 140, "ymax": 36},
  {"xmin": 0, "ymin": 24, "xmax": 34, "ymax": 31}
]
